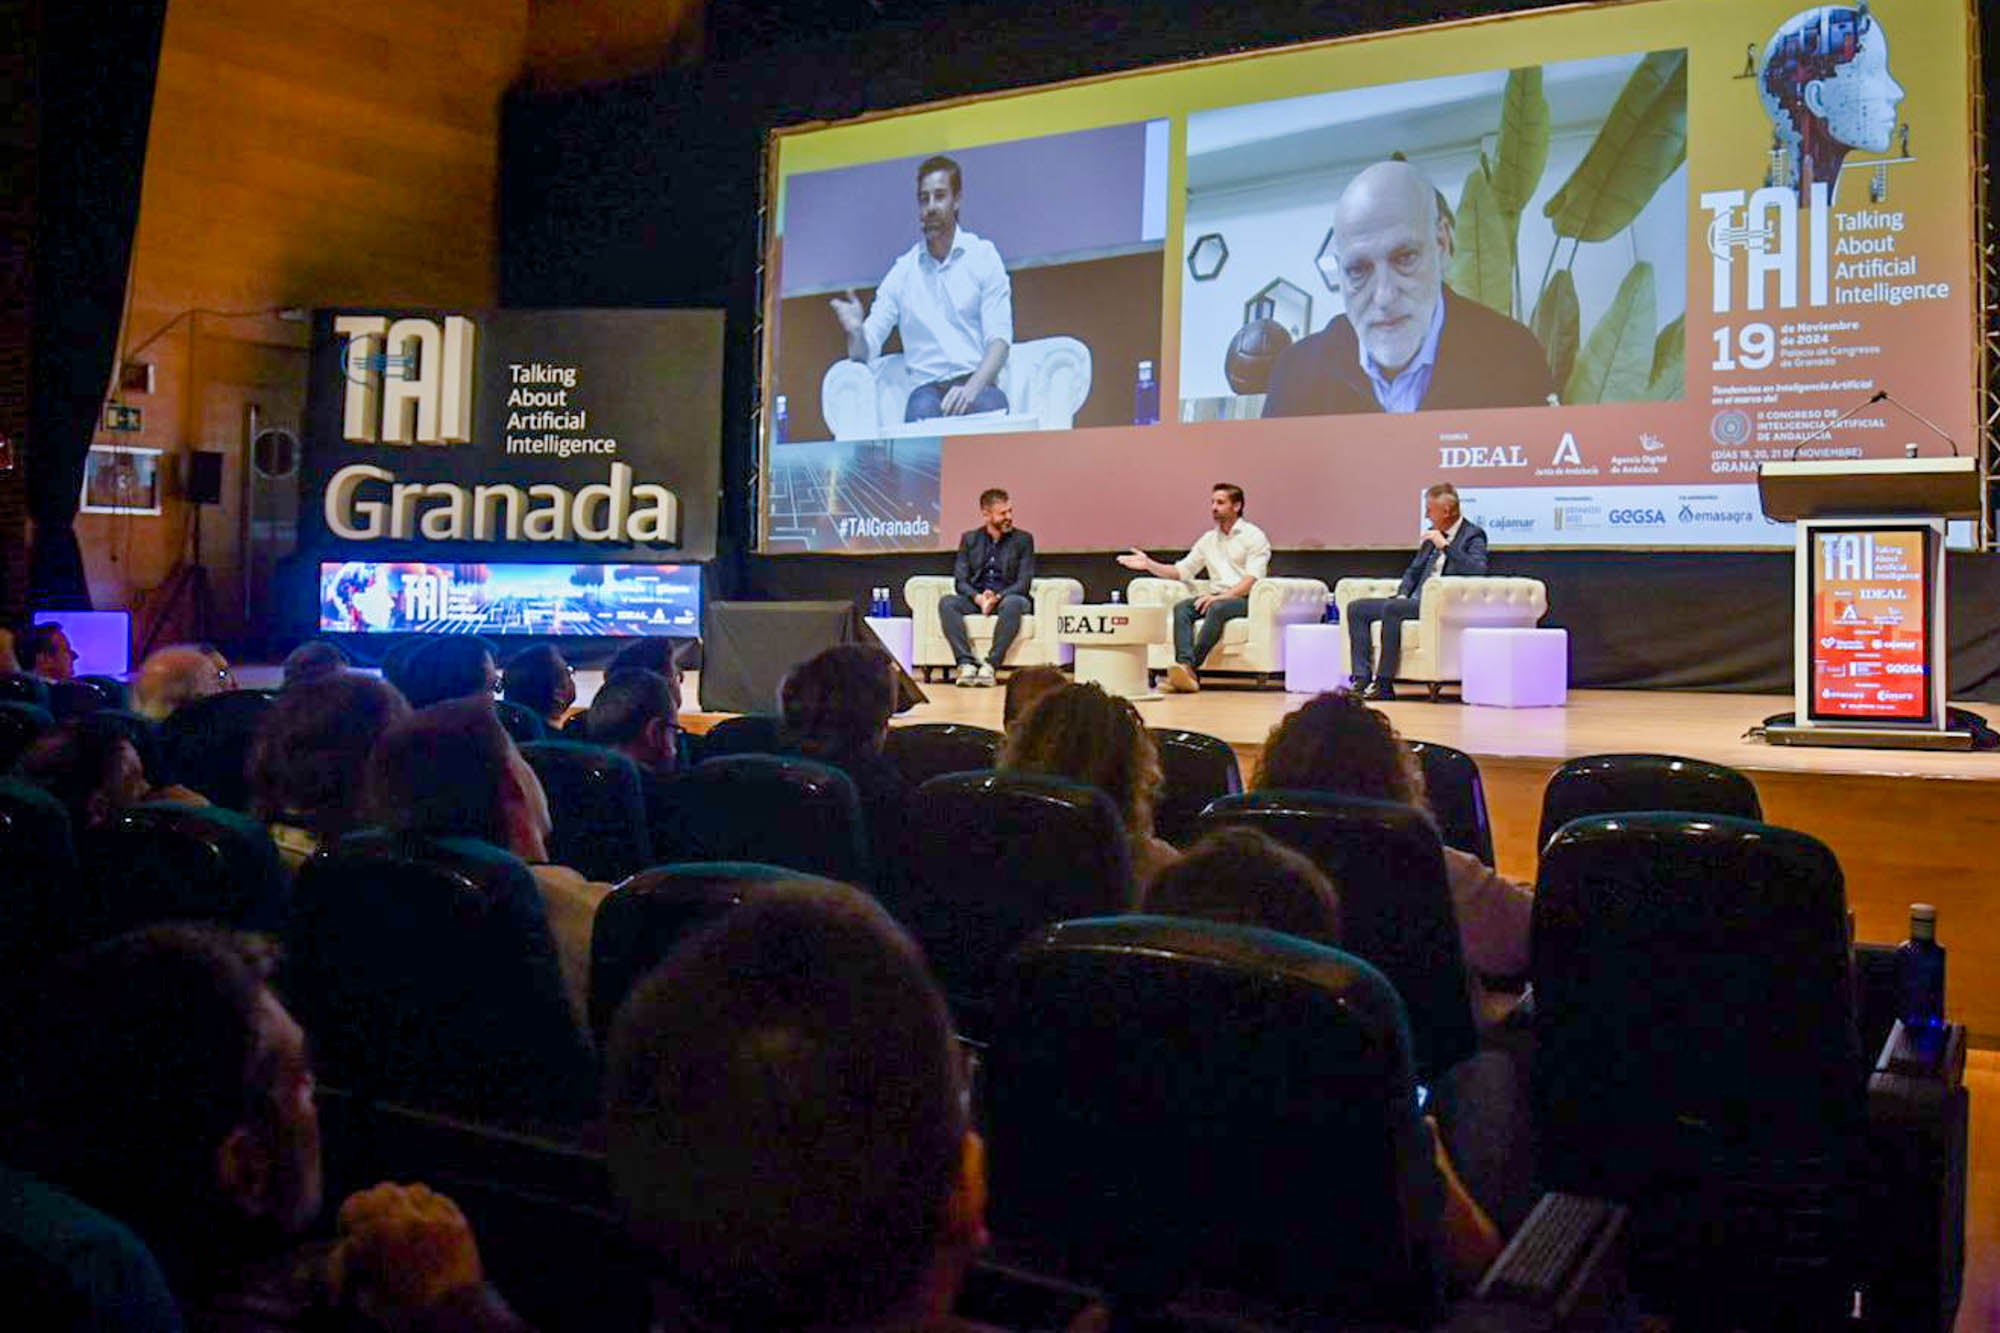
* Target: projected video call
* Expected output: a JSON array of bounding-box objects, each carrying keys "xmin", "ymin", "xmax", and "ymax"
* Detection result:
[{"xmin": 759, "ymin": 0, "xmax": 1976, "ymax": 554}]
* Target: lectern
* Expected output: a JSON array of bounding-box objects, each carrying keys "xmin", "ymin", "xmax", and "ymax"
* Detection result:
[{"xmin": 1756, "ymin": 457, "xmax": 1980, "ymax": 750}]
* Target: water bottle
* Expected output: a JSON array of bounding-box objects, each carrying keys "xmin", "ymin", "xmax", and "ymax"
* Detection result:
[
  {"xmin": 1133, "ymin": 360, "xmax": 1159, "ymax": 426},
  {"xmin": 1110, "ymin": 589, "xmax": 1123, "ymax": 605},
  {"xmin": 1898, "ymin": 903, "xmax": 1946, "ymax": 1054},
  {"xmin": 873, "ymin": 586, "xmax": 890, "ymax": 619},
  {"xmin": 773, "ymin": 395, "xmax": 789, "ymax": 445}
]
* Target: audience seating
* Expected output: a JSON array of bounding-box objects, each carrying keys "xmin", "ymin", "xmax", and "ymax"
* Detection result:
[
  {"xmin": 1534, "ymin": 813, "xmax": 1965, "ymax": 1331},
  {"xmin": 884, "ymin": 722, "xmax": 1002, "ymax": 789},
  {"xmin": 45, "ymin": 679, "xmax": 107, "ymax": 720},
  {"xmin": 885, "ymin": 772, "xmax": 1131, "ymax": 1037},
  {"xmin": 0, "ymin": 671, "xmax": 50, "ymax": 709},
  {"xmin": 1536, "ymin": 752, "xmax": 1761, "ymax": 849},
  {"xmin": 987, "ymin": 914, "xmax": 1443, "ymax": 1325},
  {"xmin": 0, "ymin": 699, "xmax": 52, "ymax": 771},
  {"xmin": 494, "ymin": 699, "xmax": 548, "ymax": 744},
  {"xmin": 1333, "ymin": 575, "xmax": 1549, "ymax": 701},
  {"xmin": 904, "ymin": 576, "xmax": 1085, "ymax": 679},
  {"xmin": 588, "ymin": 862, "xmax": 826, "ymax": 1048},
  {"xmin": 668, "ymin": 755, "xmax": 868, "ymax": 884},
  {"xmin": 519, "ymin": 740, "xmax": 652, "ymax": 882},
  {"xmin": 693, "ymin": 711, "xmax": 784, "ymax": 762},
  {"xmin": 0, "ymin": 1162, "xmax": 183, "ymax": 1333},
  {"xmin": 0, "ymin": 777, "xmax": 79, "ymax": 971},
  {"xmin": 287, "ymin": 831, "xmax": 597, "ymax": 1128},
  {"xmin": 1148, "ymin": 728, "xmax": 1241, "ymax": 847},
  {"xmin": 74, "ymin": 675, "xmax": 129, "ymax": 710},
  {"xmin": 79, "ymin": 801, "xmax": 290, "ymax": 945},
  {"xmin": 1198, "ymin": 791, "xmax": 1478, "ymax": 1080},
  {"xmin": 91, "ymin": 709, "xmax": 166, "ymax": 786},
  {"xmin": 1129, "ymin": 576, "xmax": 1330, "ymax": 683},
  {"xmin": 157, "ymin": 689, "xmax": 274, "ymax": 810},
  {"xmin": 1408, "ymin": 738, "xmax": 1495, "ymax": 866}
]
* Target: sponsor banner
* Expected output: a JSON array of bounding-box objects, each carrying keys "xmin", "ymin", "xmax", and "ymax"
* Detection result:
[{"xmin": 1458, "ymin": 483, "xmax": 1780, "ymax": 546}]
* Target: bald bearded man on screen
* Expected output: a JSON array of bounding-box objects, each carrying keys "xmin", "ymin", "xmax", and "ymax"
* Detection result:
[{"xmin": 1263, "ymin": 160, "xmax": 1554, "ymax": 418}]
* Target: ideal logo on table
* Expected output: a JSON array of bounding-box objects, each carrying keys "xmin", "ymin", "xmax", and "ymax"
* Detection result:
[{"xmin": 1059, "ymin": 614, "xmax": 1132, "ymax": 635}]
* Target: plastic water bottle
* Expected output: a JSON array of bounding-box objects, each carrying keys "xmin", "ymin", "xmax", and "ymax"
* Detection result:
[
  {"xmin": 871, "ymin": 586, "xmax": 890, "ymax": 619},
  {"xmin": 1110, "ymin": 589, "xmax": 1123, "ymax": 605},
  {"xmin": 773, "ymin": 395, "xmax": 789, "ymax": 445},
  {"xmin": 1133, "ymin": 360, "xmax": 1159, "ymax": 426},
  {"xmin": 1898, "ymin": 903, "xmax": 1946, "ymax": 1054}
]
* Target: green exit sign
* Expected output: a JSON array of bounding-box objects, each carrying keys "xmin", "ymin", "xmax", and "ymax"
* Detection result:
[{"xmin": 104, "ymin": 402, "xmax": 143, "ymax": 432}]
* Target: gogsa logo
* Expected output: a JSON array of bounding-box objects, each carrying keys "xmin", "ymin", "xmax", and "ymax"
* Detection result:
[{"xmin": 1608, "ymin": 507, "xmax": 1666, "ymax": 526}]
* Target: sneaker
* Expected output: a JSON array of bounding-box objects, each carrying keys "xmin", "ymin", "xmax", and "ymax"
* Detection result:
[
  {"xmin": 1361, "ymin": 681, "xmax": 1398, "ymax": 702},
  {"xmin": 975, "ymin": 662, "xmax": 997, "ymax": 687},
  {"xmin": 1166, "ymin": 662, "xmax": 1200, "ymax": 694},
  {"xmin": 956, "ymin": 664, "xmax": 979, "ymax": 687}
]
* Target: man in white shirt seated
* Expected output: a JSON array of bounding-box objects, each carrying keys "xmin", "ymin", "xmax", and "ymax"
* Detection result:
[
  {"xmin": 1348, "ymin": 481, "xmax": 1489, "ymax": 701},
  {"xmin": 1118, "ymin": 482, "xmax": 1272, "ymax": 694},
  {"xmin": 830, "ymin": 155, "xmax": 1014, "ymax": 423}
]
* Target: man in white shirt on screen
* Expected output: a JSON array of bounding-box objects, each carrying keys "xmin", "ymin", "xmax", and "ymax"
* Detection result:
[
  {"xmin": 830, "ymin": 155, "xmax": 1014, "ymax": 423},
  {"xmin": 1118, "ymin": 483, "xmax": 1271, "ymax": 694}
]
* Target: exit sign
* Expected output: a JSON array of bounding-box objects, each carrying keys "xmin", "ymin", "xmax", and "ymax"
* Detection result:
[{"xmin": 104, "ymin": 402, "xmax": 143, "ymax": 433}]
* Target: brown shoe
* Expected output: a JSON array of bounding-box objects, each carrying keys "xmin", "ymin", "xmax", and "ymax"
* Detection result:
[{"xmin": 1166, "ymin": 662, "xmax": 1201, "ymax": 693}]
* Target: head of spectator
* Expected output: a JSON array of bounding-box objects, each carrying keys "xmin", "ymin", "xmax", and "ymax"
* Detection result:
[
  {"xmin": 0, "ymin": 625, "xmax": 18, "ymax": 674},
  {"xmin": 586, "ymin": 668, "xmax": 679, "ymax": 774},
  {"xmin": 502, "ymin": 645, "xmax": 576, "ymax": 726},
  {"xmin": 279, "ymin": 640, "xmax": 349, "ymax": 690},
  {"xmin": 1002, "ymin": 681, "xmax": 1163, "ymax": 844},
  {"xmin": 250, "ymin": 672, "xmax": 410, "ymax": 842},
  {"xmin": 1001, "ymin": 664, "xmax": 1068, "ymax": 732},
  {"xmin": 134, "ymin": 644, "xmax": 234, "ymax": 721},
  {"xmin": 396, "ymin": 638, "xmax": 500, "ymax": 711},
  {"xmin": 1252, "ymin": 690, "xmax": 1425, "ymax": 808},
  {"xmin": 16, "ymin": 715, "xmax": 151, "ymax": 833},
  {"xmin": 606, "ymin": 884, "xmax": 983, "ymax": 1333},
  {"xmin": 20, "ymin": 621, "xmax": 78, "ymax": 682},
  {"xmin": 780, "ymin": 644, "xmax": 898, "ymax": 763},
  {"xmin": 1142, "ymin": 826, "xmax": 1342, "ymax": 944},
  {"xmin": 606, "ymin": 636, "xmax": 683, "ymax": 681},
  {"xmin": 366, "ymin": 697, "xmax": 550, "ymax": 862}
]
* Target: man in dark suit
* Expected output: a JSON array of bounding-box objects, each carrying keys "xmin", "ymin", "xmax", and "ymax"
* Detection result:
[
  {"xmin": 586, "ymin": 667, "xmax": 690, "ymax": 856},
  {"xmin": 1348, "ymin": 482, "xmax": 1488, "ymax": 701},
  {"xmin": 939, "ymin": 487, "xmax": 1035, "ymax": 687},
  {"xmin": 1262, "ymin": 160, "xmax": 1554, "ymax": 418}
]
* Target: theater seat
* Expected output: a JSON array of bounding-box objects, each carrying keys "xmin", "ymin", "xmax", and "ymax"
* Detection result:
[
  {"xmin": 1130, "ymin": 576, "xmax": 1329, "ymax": 682},
  {"xmin": 519, "ymin": 741, "xmax": 651, "ymax": 882},
  {"xmin": 884, "ymin": 722, "xmax": 1002, "ymax": 789},
  {"xmin": 287, "ymin": 831, "xmax": 596, "ymax": 1128},
  {"xmin": 79, "ymin": 801, "xmax": 289, "ymax": 944},
  {"xmin": 45, "ymin": 680, "xmax": 107, "ymax": 720},
  {"xmin": 1148, "ymin": 728, "xmax": 1241, "ymax": 846},
  {"xmin": 1536, "ymin": 752, "xmax": 1761, "ymax": 848},
  {"xmin": 0, "ymin": 778, "xmax": 79, "ymax": 968},
  {"xmin": 157, "ymin": 690, "xmax": 274, "ymax": 810},
  {"xmin": 904, "ymin": 576, "xmax": 1083, "ymax": 678},
  {"xmin": 494, "ymin": 699, "xmax": 548, "ymax": 744},
  {"xmin": 1408, "ymin": 738, "xmax": 1495, "ymax": 866},
  {"xmin": 693, "ymin": 712, "xmax": 783, "ymax": 762},
  {"xmin": 669, "ymin": 755, "xmax": 868, "ymax": 884},
  {"xmin": 0, "ymin": 672, "xmax": 50, "ymax": 710},
  {"xmin": 0, "ymin": 700, "xmax": 53, "ymax": 772},
  {"xmin": 74, "ymin": 675, "xmax": 130, "ymax": 711},
  {"xmin": 986, "ymin": 915, "xmax": 1440, "ymax": 1326},
  {"xmin": 91, "ymin": 709, "xmax": 165, "ymax": 788},
  {"xmin": 0, "ymin": 1163, "xmax": 183, "ymax": 1333}
]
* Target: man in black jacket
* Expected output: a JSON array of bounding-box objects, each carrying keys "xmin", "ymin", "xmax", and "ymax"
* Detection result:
[
  {"xmin": 939, "ymin": 488, "xmax": 1035, "ymax": 687},
  {"xmin": 1348, "ymin": 482, "xmax": 1488, "ymax": 701}
]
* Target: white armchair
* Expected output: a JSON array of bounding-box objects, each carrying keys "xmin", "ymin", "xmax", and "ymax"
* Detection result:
[
  {"xmin": 904, "ymin": 575, "xmax": 1084, "ymax": 680},
  {"xmin": 822, "ymin": 336, "xmax": 1093, "ymax": 441},
  {"xmin": 1333, "ymin": 576, "xmax": 1549, "ymax": 699},
  {"xmin": 1127, "ymin": 576, "xmax": 1330, "ymax": 684}
]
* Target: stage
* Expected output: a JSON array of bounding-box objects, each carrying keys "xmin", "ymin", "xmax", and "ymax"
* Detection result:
[{"xmin": 682, "ymin": 675, "xmax": 2000, "ymax": 1042}]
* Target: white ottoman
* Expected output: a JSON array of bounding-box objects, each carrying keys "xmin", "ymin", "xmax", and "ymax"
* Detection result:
[
  {"xmin": 1284, "ymin": 623, "xmax": 1348, "ymax": 694},
  {"xmin": 1461, "ymin": 627, "xmax": 1568, "ymax": 708},
  {"xmin": 864, "ymin": 615, "xmax": 915, "ymax": 673}
]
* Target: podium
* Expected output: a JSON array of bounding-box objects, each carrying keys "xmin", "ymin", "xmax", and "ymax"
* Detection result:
[{"xmin": 1756, "ymin": 457, "xmax": 1980, "ymax": 750}]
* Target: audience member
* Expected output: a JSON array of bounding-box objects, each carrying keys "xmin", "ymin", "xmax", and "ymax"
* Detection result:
[
  {"xmin": 501, "ymin": 646, "xmax": 576, "ymax": 729},
  {"xmin": 586, "ymin": 668, "xmax": 685, "ymax": 854},
  {"xmin": 604, "ymin": 637, "xmax": 685, "ymax": 685},
  {"xmin": 1000, "ymin": 681, "xmax": 1179, "ymax": 889},
  {"xmin": 399, "ymin": 639, "xmax": 500, "ymax": 710},
  {"xmin": 0, "ymin": 925, "xmax": 529, "ymax": 1330},
  {"xmin": 279, "ymin": 640, "xmax": 349, "ymax": 690},
  {"xmin": 1142, "ymin": 825, "xmax": 1341, "ymax": 941},
  {"xmin": 20, "ymin": 621, "xmax": 78, "ymax": 682},
  {"xmin": 366, "ymin": 698, "xmax": 607, "ymax": 1030},
  {"xmin": 16, "ymin": 714, "xmax": 194, "ymax": 834},
  {"xmin": 1254, "ymin": 691, "xmax": 1531, "ymax": 980},
  {"xmin": 1000, "ymin": 664, "xmax": 1067, "ymax": 732},
  {"xmin": 606, "ymin": 884, "xmax": 990, "ymax": 1333},
  {"xmin": 250, "ymin": 672, "xmax": 411, "ymax": 872},
  {"xmin": 134, "ymin": 644, "xmax": 234, "ymax": 721},
  {"xmin": 779, "ymin": 645, "xmax": 910, "ymax": 872}
]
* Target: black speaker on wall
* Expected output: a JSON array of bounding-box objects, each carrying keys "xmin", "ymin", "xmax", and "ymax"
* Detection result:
[{"xmin": 186, "ymin": 450, "xmax": 224, "ymax": 505}]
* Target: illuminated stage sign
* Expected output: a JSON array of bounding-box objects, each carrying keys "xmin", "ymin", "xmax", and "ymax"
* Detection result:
[
  {"xmin": 319, "ymin": 561, "xmax": 701, "ymax": 638},
  {"xmin": 1807, "ymin": 526, "xmax": 1931, "ymax": 722}
]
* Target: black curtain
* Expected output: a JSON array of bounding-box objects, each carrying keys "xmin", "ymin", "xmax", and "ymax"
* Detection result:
[{"xmin": 25, "ymin": 0, "xmax": 170, "ymax": 609}]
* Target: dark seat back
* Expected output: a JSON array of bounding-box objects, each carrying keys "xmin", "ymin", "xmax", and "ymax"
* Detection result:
[
  {"xmin": 0, "ymin": 700, "xmax": 53, "ymax": 771},
  {"xmin": 90, "ymin": 710, "xmax": 164, "ymax": 788},
  {"xmin": 885, "ymin": 722, "xmax": 1002, "ymax": 789},
  {"xmin": 286, "ymin": 831, "xmax": 596, "ymax": 1126},
  {"xmin": 988, "ymin": 915, "xmax": 1438, "ymax": 1324},
  {"xmin": 79, "ymin": 801, "xmax": 289, "ymax": 944},
  {"xmin": 1149, "ymin": 728, "xmax": 1242, "ymax": 847},
  {"xmin": 1537, "ymin": 752, "xmax": 1762, "ymax": 849},
  {"xmin": 158, "ymin": 690, "xmax": 274, "ymax": 810},
  {"xmin": 889, "ymin": 772, "xmax": 1132, "ymax": 1033},
  {"xmin": 693, "ymin": 712, "xmax": 784, "ymax": 761},
  {"xmin": 494, "ymin": 699, "xmax": 548, "ymax": 744},
  {"xmin": 669, "ymin": 754, "xmax": 868, "ymax": 883},
  {"xmin": 519, "ymin": 741, "xmax": 651, "ymax": 882},
  {"xmin": 0, "ymin": 778, "xmax": 79, "ymax": 967},
  {"xmin": 75, "ymin": 675, "xmax": 130, "ymax": 711},
  {"xmin": 1407, "ymin": 738, "xmax": 1494, "ymax": 866},
  {"xmin": 1198, "ymin": 790, "xmax": 1477, "ymax": 1079},
  {"xmin": 588, "ymin": 862, "xmax": 832, "ymax": 1047},
  {"xmin": 46, "ymin": 680, "xmax": 106, "ymax": 720},
  {"xmin": 1533, "ymin": 813, "xmax": 1861, "ymax": 1325},
  {"xmin": 0, "ymin": 672, "xmax": 50, "ymax": 709},
  {"xmin": 0, "ymin": 1164, "xmax": 182, "ymax": 1333}
]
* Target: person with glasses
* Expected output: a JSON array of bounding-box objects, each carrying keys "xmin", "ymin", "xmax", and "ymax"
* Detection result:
[
  {"xmin": 585, "ymin": 668, "xmax": 687, "ymax": 859},
  {"xmin": 133, "ymin": 643, "xmax": 237, "ymax": 721},
  {"xmin": 501, "ymin": 644, "xmax": 578, "ymax": 729}
]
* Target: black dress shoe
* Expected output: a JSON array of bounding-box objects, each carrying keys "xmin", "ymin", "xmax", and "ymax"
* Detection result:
[{"xmin": 1361, "ymin": 681, "xmax": 1398, "ymax": 701}]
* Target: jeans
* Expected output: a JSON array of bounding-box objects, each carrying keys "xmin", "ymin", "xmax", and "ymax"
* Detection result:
[
  {"xmin": 1346, "ymin": 596, "xmax": 1421, "ymax": 684},
  {"xmin": 940, "ymin": 592, "xmax": 1030, "ymax": 667},
  {"xmin": 1172, "ymin": 596, "xmax": 1248, "ymax": 669},
  {"xmin": 905, "ymin": 377, "xmax": 1009, "ymax": 422}
]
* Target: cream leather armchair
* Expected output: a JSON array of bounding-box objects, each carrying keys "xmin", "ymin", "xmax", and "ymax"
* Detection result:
[
  {"xmin": 1127, "ymin": 576, "xmax": 1330, "ymax": 685},
  {"xmin": 904, "ymin": 575, "xmax": 1084, "ymax": 680},
  {"xmin": 1333, "ymin": 576, "xmax": 1548, "ymax": 699},
  {"xmin": 822, "ymin": 337, "xmax": 1093, "ymax": 441}
]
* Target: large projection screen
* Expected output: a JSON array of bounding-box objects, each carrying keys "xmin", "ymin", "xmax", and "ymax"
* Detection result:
[{"xmin": 758, "ymin": 0, "xmax": 1982, "ymax": 554}]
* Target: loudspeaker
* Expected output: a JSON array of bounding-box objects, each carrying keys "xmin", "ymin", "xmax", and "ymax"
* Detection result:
[
  {"xmin": 186, "ymin": 450, "xmax": 224, "ymax": 505},
  {"xmin": 700, "ymin": 600, "xmax": 926, "ymax": 714}
]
